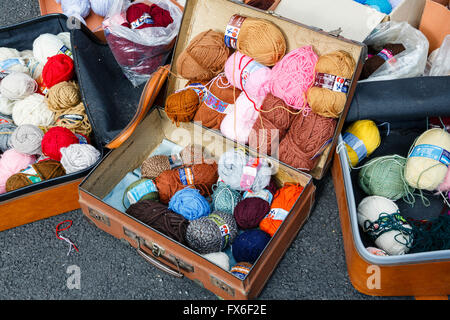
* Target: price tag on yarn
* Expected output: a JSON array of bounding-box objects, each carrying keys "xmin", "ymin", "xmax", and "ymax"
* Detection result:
[
  {"xmin": 240, "ymin": 158, "xmax": 261, "ymax": 190},
  {"xmin": 408, "ymin": 144, "xmax": 450, "ymax": 167},
  {"xmin": 342, "ymin": 132, "xmax": 367, "ymax": 163},
  {"xmin": 127, "ymin": 179, "xmax": 158, "ymax": 205},
  {"xmin": 130, "ymin": 12, "xmax": 154, "ymax": 29},
  {"xmin": 58, "ymin": 45, "xmax": 73, "ymax": 58},
  {"xmin": 314, "ymin": 72, "xmax": 350, "ymax": 94},
  {"xmin": 266, "ymin": 208, "xmax": 289, "ymax": 222},
  {"xmin": 178, "ymin": 167, "xmax": 195, "ymax": 185},
  {"xmin": 204, "ymin": 90, "xmax": 232, "ymax": 114},
  {"xmin": 243, "ymin": 189, "xmax": 273, "ymax": 204},
  {"xmin": 224, "ymin": 14, "xmax": 246, "ymax": 49},
  {"xmin": 241, "ymin": 60, "xmax": 265, "ymax": 89},
  {"xmin": 20, "ymin": 165, "xmax": 42, "ymax": 184}
]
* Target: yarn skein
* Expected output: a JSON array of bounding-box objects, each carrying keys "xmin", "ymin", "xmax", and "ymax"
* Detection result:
[
  {"xmin": 33, "ymin": 33, "xmax": 71, "ymax": 65},
  {"xmin": 0, "ymin": 72, "xmax": 37, "ymax": 100},
  {"xmin": 60, "ymin": 143, "xmax": 101, "ymax": 174},
  {"xmin": 12, "ymin": 93, "xmax": 55, "ymax": 127},
  {"xmin": 360, "ymin": 44, "xmax": 405, "ymax": 80},
  {"xmin": 53, "ymin": 102, "xmax": 92, "ymax": 137},
  {"xmin": 233, "ymin": 187, "xmax": 274, "ymax": 229},
  {"xmin": 230, "ymin": 262, "xmax": 252, "ymax": 280},
  {"xmin": 126, "ymin": 200, "xmax": 189, "ymax": 245},
  {"xmin": 176, "ymin": 29, "xmax": 230, "ymax": 82},
  {"xmin": 307, "ymin": 50, "xmax": 356, "ymax": 118},
  {"xmin": 42, "ymin": 54, "xmax": 75, "ymax": 89},
  {"xmin": 10, "ymin": 124, "xmax": 44, "ymax": 155},
  {"xmin": 45, "ymin": 81, "xmax": 81, "ymax": 112},
  {"xmin": 343, "ymin": 120, "xmax": 381, "ymax": 167},
  {"xmin": 357, "ymin": 196, "xmax": 413, "ymax": 255},
  {"xmin": 186, "ymin": 211, "xmax": 238, "ymax": 254},
  {"xmin": 0, "ymin": 120, "xmax": 17, "ymax": 152},
  {"xmin": 0, "ymin": 95, "xmax": 15, "ymax": 115},
  {"xmin": 123, "ymin": 178, "xmax": 159, "ymax": 209},
  {"xmin": 211, "ymin": 181, "xmax": 242, "ymax": 215},
  {"xmin": 201, "ymin": 252, "xmax": 230, "ymax": 271},
  {"xmin": 168, "ymin": 187, "xmax": 211, "ymax": 220},
  {"xmin": 0, "ymin": 149, "xmax": 36, "ymax": 193},
  {"xmin": 404, "ymin": 128, "xmax": 450, "ymax": 191},
  {"xmin": 41, "ymin": 126, "xmax": 80, "ymax": 161},
  {"xmin": 232, "ymin": 229, "xmax": 271, "ymax": 264},
  {"xmin": 165, "ymin": 87, "xmax": 201, "ymax": 126}
]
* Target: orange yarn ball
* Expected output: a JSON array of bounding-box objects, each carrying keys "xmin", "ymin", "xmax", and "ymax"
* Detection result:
[{"xmin": 165, "ymin": 88, "xmax": 201, "ymax": 126}]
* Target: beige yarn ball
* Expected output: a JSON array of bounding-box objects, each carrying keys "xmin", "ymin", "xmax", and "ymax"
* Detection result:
[
  {"xmin": 12, "ymin": 93, "xmax": 55, "ymax": 127},
  {"xmin": 45, "ymin": 81, "xmax": 81, "ymax": 112}
]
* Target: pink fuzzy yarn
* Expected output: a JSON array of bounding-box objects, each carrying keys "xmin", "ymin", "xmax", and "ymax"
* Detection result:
[
  {"xmin": 224, "ymin": 51, "xmax": 272, "ymax": 101},
  {"xmin": 0, "ymin": 149, "xmax": 36, "ymax": 194},
  {"xmin": 268, "ymin": 46, "xmax": 318, "ymax": 109},
  {"xmin": 437, "ymin": 167, "xmax": 450, "ymax": 192},
  {"xmin": 220, "ymin": 92, "xmax": 263, "ymax": 144}
]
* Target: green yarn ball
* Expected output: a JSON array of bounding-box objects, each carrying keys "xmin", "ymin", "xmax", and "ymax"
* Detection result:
[
  {"xmin": 211, "ymin": 181, "xmax": 242, "ymax": 214},
  {"xmin": 123, "ymin": 178, "xmax": 159, "ymax": 209},
  {"xmin": 358, "ymin": 155, "xmax": 414, "ymax": 202}
]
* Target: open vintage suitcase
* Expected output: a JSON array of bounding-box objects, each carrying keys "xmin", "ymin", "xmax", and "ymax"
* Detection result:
[
  {"xmin": 0, "ymin": 14, "xmax": 170, "ymax": 231},
  {"xmin": 78, "ymin": 0, "xmax": 366, "ymax": 299}
]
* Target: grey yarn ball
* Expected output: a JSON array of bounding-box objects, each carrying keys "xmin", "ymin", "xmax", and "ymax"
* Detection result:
[
  {"xmin": 218, "ymin": 149, "xmax": 274, "ymax": 192},
  {"xmin": 10, "ymin": 124, "xmax": 44, "ymax": 155},
  {"xmin": 186, "ymin": 211, "xmax": 238, "ymax": 254},
  {"xmin": 0, "ymin": 116, "xmax": 17, "ymax": 152}
]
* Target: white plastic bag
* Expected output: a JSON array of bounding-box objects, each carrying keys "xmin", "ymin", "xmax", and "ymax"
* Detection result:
[
  {"xmin": 103, "ymin": 0, "xmax": 182, "ymax": 87},
  {"xmin": 425, "ymin": 34, "xmax": 450, "ymax": 77},
  {"xmin": 361, "ymin": 21, "xmax": 429, "ymax": 82}
]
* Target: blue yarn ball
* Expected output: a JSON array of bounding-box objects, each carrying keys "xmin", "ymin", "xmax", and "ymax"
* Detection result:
[
  {"xmin": 168, "ymin": 187, "xmax": 211, "ymax": 220},
  {"xmin": 232, "ymin": 229, "xmax": 271, "ymax": 264},
  {"xmin": 211, "ymin": 181, "xmax": 242, "ymax": 215},
  {"xmin": 365, "ymin": 0, "xmax": 392, "ymax": 14}
]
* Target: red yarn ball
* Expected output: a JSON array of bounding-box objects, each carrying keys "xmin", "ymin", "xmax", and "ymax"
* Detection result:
[
  {"xmin": 233, "ymin": 197, "xmax": 271, "ymax": 229},
  {"xmin": 41, "ymin": 127, "xmax": 79, "ymax": 161},
  {"xmin": 126, "ymin": 3, "xmax": 173, "ymax": 29},
  {"xmin": 42, "ymin": 54, "xmax": 74, "ymax": 88}
]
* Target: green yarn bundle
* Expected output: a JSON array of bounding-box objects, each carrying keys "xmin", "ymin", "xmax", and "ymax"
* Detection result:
[
  {"xmin": 358, "ymin": 155, "xmax": 415, "ymax": 203},
  {"xmin": 211, "ymin": 181, "xmax": 242, "ymax": 214},
  {"xmin": 123, "ymin": 178, "xmax": 159, "ymax": 209}
]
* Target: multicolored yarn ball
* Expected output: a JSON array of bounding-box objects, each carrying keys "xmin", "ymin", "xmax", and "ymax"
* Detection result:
[
  {"xmin": 357, "ymin": 195, "xmax": 413, "ymax": 255},
  {"xmin": 32, "ymin": 33, "xmax": 69, "ymax": 65},
  {"xmin": 259, "ymin": 183, "xmax": 304, "ymax": 237},
  {"xmin": 233, "ymin": 188, "xmax": 274, "ymax": 229},
  {"xmin": 211, "ymin": 181, "xmax": 242, "ymax": 215},
  {"xmin": 0, "ymin": 148, "xmax": 36, "ymax": 193},
  {"xmin": 268, "ymin": 46, "xmax": 318, "ymax": 109},
  {"xmin": 42, "ymin": 54, "xmax": 75, "ymax": 89},
  {"xmin": 176, "ymin": 29, "xmax": 230, "ymax": 82},
  {"xmin": 123, "ymin": 178, "xmax": 159, "ymax": 209},
  {"xmin": 186, "ymin": 211, "xmax": 238, "ymax": 254},
  {"xmin": 0, "ymin": 72, "xmax": 37, "ymax": 100},
  {"xmin": 307, "ymin": 50, "xmax": 356, "ymax": 118},
  {"xmin": 230, "ymin": 262, "xmax": 252, "ymax": 280},
  {"xmin": 232, "ymin": 229, "xmax": 271, "ymax": 264},
  {"xmin": 343, "ymin": 120, "xmax": 381, "ymax": 167},
  {"xmin": 201, "ymin": 252, "xmax": 230, "ymax": 271},
  {"xmin": 60, "ymin": 143, "xmax": 101, "ymax": 174},
  {"xmin": 41, "ymin": 126, "xmax": 80, "ymax": 161},
  {"xmin": 12, "ymin": 93, "xmax": 55, "ymax": 127},
  {"xmin": 404, "ymin": 128, "xmax": 450, "ymax": 191},
  {"xmin": 10, "ymin": 124, "xmax": 44, "ymax": 155},
  {"xmin": 168, "ymin": 187, "xmax": 211, "ymax": 220},
  {"xmin": 5, "ymin": 159, "xmax": 65, "ymax": 192}
]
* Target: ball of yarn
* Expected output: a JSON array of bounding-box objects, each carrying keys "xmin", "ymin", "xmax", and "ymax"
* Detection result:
[
  {"xmin": 56, "ymin": 32, "xmax": 72, "ymax": 51},
  {"xmin": 201, "ymin": 252, "xmax": 230, "ymax": 271},
  {"xmin": 360, "ymin": 44, "xmax": 405, "ymax": 80},
  {"xmin": 233, "ymin": 188, "xmax": 273, "ymax": 229},
  {"xmin": 176, "ymin": 30, "xmax": 230, "ymax": 82},
  {"xmin": 224, "ymin": 51, "xmax": 272, "ymax": 100},
  {"xmin": 343, "ymin": 120, "xmax": 381, "ymax": 167},
  {"xmin": 155, "ymin": 162, "xmax": 218, "ymax": 204},
  {"xmin": 307, "ymin": 50, "xmax": 356, "ymax": 118},
  {"xmin": 186, "ymin": 211, "xmax": 238, "ymax": 254},
  {"xmin": 41, "ymin": 126, "xmax": 80, "ymax": 161},
  {"xmin": 218, "ymin": 148, "xmax": 273, "ymax": 192},
  {"xmin": 357, "ymin": 196, "xmax": 413, "ymax": 255},
  {"xmin": 60, "ymin": 0, "xmax": 91, "ymax": 19},
  {"xmin": 32, "ymin": 33, "xmax": 68, "ymax": 65},
  {"xmin": 230, "ymin": 262, "xmax": 252, "ymax": 280},
  {"xmin": 126, "ymin": 200, "xmax": 189, "ymax": 245},
  {"xmin": 53, "ymin": 102, "xmax": 92, "ymax": 137},
  {"xmin": 259, "ymin": 183, "xmax": 304, "ymax": 237},
  {"xmin": 0, "ymin": 72, "xmax": 37, "ymax": 100},
  {"xmin": 168, "ymin": 187, "xmax": 211, "ymax": 220},
  {"xmin": 365, "ymin": 0, "xmax": 392, "ymax": 14},
  {"xmin": 279, "ymin": 111, "xmax": 337, "ymax": 171},
  {"xmin": 0, "ymin": 95, "xmax": 15, "ymax": 115},
  {"xmin": 10, "ymin": 124, "xmax": 44, "ymax": 155},
  {"xmin": 6, "ymin": 159, "xmax": 66, "ymax": 192},
  {"xmin": 125, "ymin": 2, "xmax": 174, "ymax": 29},
  {"xmin": 90, "ymin": 0, "xmax": 114, "ymax": 16},
  {"xmin": 0, "ymin": 47, "xmax": 21, "ymax": 61},
  {"xmin": 12, "ymin": 93, "xmax": 55, "ymax": 127},
  {"xmin": 45, "ymin": 81, "xmax": 81, "ymax": 112},
  {"xmin": 123, "ymin": 178, "xmax": 159, "ymax": 209},
  {"xmin": 269, "ymin": 46, "xmax": 318, "ymax": 109},
  {"xmin": 211, "ymin": 181, "xmax": 242, "ymax": 214},
  {"xmin": 232, "ymin": 16, "xmax": 286, "ymax": 67},
  {"xmin": 0, "ymin": 121, "xmax": 17, "ymax": 152},
  {"xmin": 358, "ymin": 155, "xmax": 414, "ymax": 201},
  {"xmin": 232, "ymin": 229, "xmax": 271, "ymax": 264},
  {"xmin": 60, "ymin": 143, "xmax": 101, "ymax": 174},
  {"xmin": 42, "ymin": 54, "xmax": 75, "ymax": 89},
  {"xmin": 0, "ymin": 149, "xmax": 36, "ymax": 193},
  {"xmin": 165, "ymin": 87, "xmax": 201, "ymax": 125},
  {"xmin": 404, "ymin": 128, "xmax": 450, "ymax": 191}
]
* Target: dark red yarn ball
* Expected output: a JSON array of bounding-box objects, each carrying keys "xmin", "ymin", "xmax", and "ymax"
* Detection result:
[
  {"xmin": 42, "ymin": 54, "xmax": 74, "ymax": 88},
  {"xmin": 126, "ymin": 3, "xmax": 173, "ymax": 29},
  {"xmin": 233, "ymin": 197, "xmax": 271, "ymax": 230},
  {"xmin": 41, "ymin": 126, "xmax": 79, "ymax": 161}
]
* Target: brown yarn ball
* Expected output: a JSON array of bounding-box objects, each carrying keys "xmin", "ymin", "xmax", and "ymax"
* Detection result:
[
  {"xmin": 360, "ymin": 43, "xmax": 406, "ymax": 80},
  {"xmin": 193, "ymin": 74, "xmax": 241, "ymax": 130},
  {"xmin": 279, "ymin": 111, "xmax": 337, "ymax": 171},
  {"xmin": 45, "ymin": 81, "xmax": 81, "ymax": 112},
  {"xmin": 306, "ymin": 50, "xmax": 356, "ymax": 119},
  {"xmin": 176, "ymin": 29, "xmax": 230, "ymax": 82},
  {"xmin": 6, "ymin": 159, "xmax": 66, "ymax": 192},
  {"xmin": 165, "ymin": 88, "xmax": 201, "ymax": 126},
  {"xmin": 155, "ymin": 162, "xmax": 218, "ymax": 204}
]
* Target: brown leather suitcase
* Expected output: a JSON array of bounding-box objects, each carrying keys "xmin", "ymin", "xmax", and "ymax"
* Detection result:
[{"xmin": 78, "ymin": 0, "xmax": 366, "ymax": 299}]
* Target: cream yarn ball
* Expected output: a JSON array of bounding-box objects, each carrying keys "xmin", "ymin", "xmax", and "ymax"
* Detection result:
[
  {"xmin": 0, "ymin": 47, "xmax": 21, "ymax": 61},
  {"xmin": 32, "ymin": 33, "xmax": 68, "ymax": 65},
  {"xmin": 201, "ymin": 252, "xmax": 230, "ymax": 271},
  {"xmin": 12, "ymin": 93, "xmax": 55, "ymax": 127},
  {"xmin": 404, "ymin": 128, "xmax": 450, "ymax": 191},
  {"xmin": 0, "ymin": 95, "xmax": 15, "ymax": 115},
  {"xmin": 60, "ymin": 143, "xmax": 101, "ymax": 174},
  {"xmin": 0, "ymin": 72, "xmax": 37, "ymax": 100},
  {"xmin": 357, "ymin": 195, "xmax": 412, "ymax": 255}
]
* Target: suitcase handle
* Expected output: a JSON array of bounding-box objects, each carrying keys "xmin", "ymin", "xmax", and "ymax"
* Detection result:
[{"xmin": 136, "ymin": 238, "xmax": 184, "ymax": 278}]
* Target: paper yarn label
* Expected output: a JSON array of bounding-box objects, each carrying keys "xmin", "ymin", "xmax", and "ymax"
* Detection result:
[
  {"xmin": 224, "ymin": 14, "xmax": 246, "ymax": 49},
  {"xmin": 408, "ymin": 144, "xmax": 450, "ymax": 167},
  {"xmin": 240, "ymin": 158, "xmax": 261, "ymax": 190},
  {"xmin": 241, "ymin": 59, "xmax": 265, "ymax": 89},
  {"xmin": 58, "ymin": 45, "xmax": 73, "ymax": 58},
  {"xmin": 265, "ymin": 207, "xmax": 289, "ymax": 222},
  {"xmin": 208, "ymin": 214, "xmax": 231, "ymax": 250},
  {"xmin": 178, "ymin": 167, "xmax": 195, "ymax": 185},
  {"xmin": 186, "ymin": 83, "xmax": 208, "ymax": 103},
  {"xmin": 21, "ymin": 165, "xmax": 42, "ymax": 184},
  {"xmin": 127, "ymin": 179, "xmax": 158, "ymax": 204},
  {"xmin": 204, "ymin": 90, "xmax": 231, "ymax": 114},
  {"xmin": 243, "ymin": 189, "xmax": 273, "ymax": 204},
  {"xmin": 377, "ymin": 48, "xmax": 395, "ymax": 62},
  {"xmin": 0, "ymin": 58, "xmax": 25, "ymax": 73},
  {"xmin": 343, "ymin": 132, "xmax": 367, "ymax": 162},
  {"xmin": 75, "ymin": 134, "xmax": 88, "ymax": 145},
  {"xmin": 130, "ymin": 12, "xmax": 154, "ymax": 29},
  {"xmin": 314, "ymin": 72, "xmax": 350, "ymax": 93},
  {"xmin": 168, "ymin": 153, "xmax": 183, "ymax": 169}
]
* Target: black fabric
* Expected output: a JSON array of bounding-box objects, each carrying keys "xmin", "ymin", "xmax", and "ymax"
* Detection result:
[{"xmin": 346, "ymin": 76, "xmax": 450, "ymax": 123}]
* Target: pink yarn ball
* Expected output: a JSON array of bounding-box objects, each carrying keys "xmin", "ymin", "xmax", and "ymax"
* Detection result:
[
  {"xmin": 224, "ymin": 51, "xmax": 272, "ymax": 100},
  {"xmin": 220, "ymin": 92, "xmax": 263, "ymax": 144},
  {"xmin": 0, "ymin": 149, "xmax": 36, "ymax": 193},
  {"xmin": 268, "ymin": 46, "xmax": 318, "ymax": 109},
  {"xmin": 437, "ymin": 167, "xmax": 450, "ymax": 192}
]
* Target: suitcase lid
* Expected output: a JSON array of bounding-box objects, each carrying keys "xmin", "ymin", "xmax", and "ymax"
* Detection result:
[{"xmin": 163, "ymin": 0, "xmax": 367, "ymax": 180}]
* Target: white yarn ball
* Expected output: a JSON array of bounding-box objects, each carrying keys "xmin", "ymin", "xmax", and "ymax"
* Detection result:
[
  {"xmin": 12, "ymin": 93, "xmax": 55, "ymax": 127},
  {"xmin": 357, "ymin": 195, "xmax": 412, "ymax": 255},
  {"xmin": 32, "ymin": 33, "xmax": 67, "ymax": 65},
  {"xmin": 61, "ymin": 0, "xmax": 91, "ymax": 18},
  {"xmin": 0, "ymin": 72, "xmax": 37, "ymax": 100},
  {"xmin": 0, "ymin": 95, "xmax": 15, "ymax": 115},
  {"xmin": 57, "ymin": 32, "xmax": 72, "ymax": 51},
  {"xmin": 201, "ymin": 252, "xmax": 230, "ymax": 271},
  {"xmin": 404, "ymin": 128, "xmax": 450, "ymax": 191},
  {"xmin": 90, "ymin": 0, "xmax": 114, "ymax": 16},
  {"xmin": 0, "ymin": 47, "xmax": 21, "ymax": 61},
  {"xmin": 60, "ymin": 143, "xmax": 101, "ymax": 174}
]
